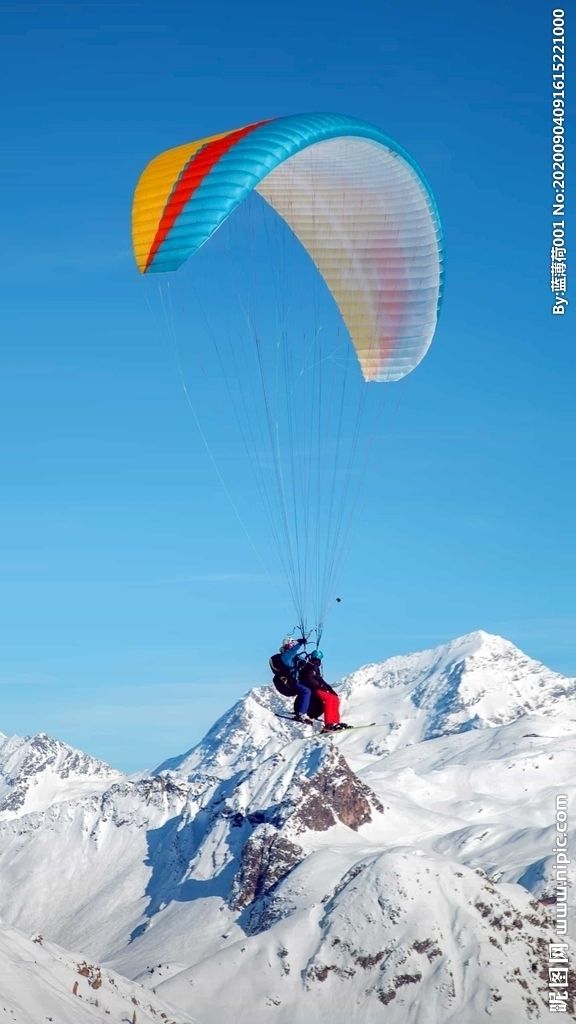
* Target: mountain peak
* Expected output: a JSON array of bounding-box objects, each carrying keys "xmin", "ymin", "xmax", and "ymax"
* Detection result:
[
  {"xmin": 339, "ymin": 631, "xmax": 575, "ymax": 744},
  {"xmin": 0, "ymin": 731, "xmax": 122, "ymax": 819}
]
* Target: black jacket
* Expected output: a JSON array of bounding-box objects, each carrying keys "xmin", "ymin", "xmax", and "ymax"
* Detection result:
[{"xmin": 298, "ymin": 658, "xmax": 337, "ymax": 695}]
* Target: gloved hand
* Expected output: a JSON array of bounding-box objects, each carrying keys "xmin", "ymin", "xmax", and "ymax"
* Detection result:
[{"xmin": 297, "ymin": 637, "xmax": 307, "ymax": 645}]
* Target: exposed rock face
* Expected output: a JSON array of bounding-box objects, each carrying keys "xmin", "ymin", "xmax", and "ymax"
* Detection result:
[
  {"xmin": 230, "ymin": 825, "xmax": 305, "ymax": 912},
  {"xmin": 290, "ymin": 746, "xmax": 383, "ymax": 833}
]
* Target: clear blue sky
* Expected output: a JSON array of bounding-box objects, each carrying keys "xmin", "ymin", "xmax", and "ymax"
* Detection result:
[{"xmin": 1, "ymin": 1, "xmax": 573, "ymax": 771}]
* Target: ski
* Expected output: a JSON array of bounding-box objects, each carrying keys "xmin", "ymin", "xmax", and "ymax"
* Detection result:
[
  {"xmin": 320, "ymin": 722, "xmax": 376, "ymax": 733},
  {"xmin": 275, "ymin": 714, "xmax": 377, "ymax": 731},
  {"xmin": 275, "ymin": 715, "xmax": 317, "ymax": 724}
]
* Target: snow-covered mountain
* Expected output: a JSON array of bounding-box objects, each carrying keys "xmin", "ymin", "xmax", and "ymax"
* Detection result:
[
  {"xmin": 0, "ymin": 631, "xmax": 574, "ymax": 1023},
  {"xmin": 337, "ymin": 629, "xmax": 576, "ymax": 741},
  {"xmin": 0, "ymin": 731, "xmax": 122, "ymax": 820}
]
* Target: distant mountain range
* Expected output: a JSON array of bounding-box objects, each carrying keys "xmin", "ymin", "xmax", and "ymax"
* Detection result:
[{"xmin": 1, "ymin": 631, "xmax": 574, "ymax": 1022}]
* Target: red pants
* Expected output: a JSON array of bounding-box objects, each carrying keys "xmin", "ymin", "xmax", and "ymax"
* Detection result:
[{"xmin": 316, "ymin": 689, "xmax": 340, "ymax": 725}]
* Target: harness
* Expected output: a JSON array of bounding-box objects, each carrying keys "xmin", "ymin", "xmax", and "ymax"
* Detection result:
[{"xmin": 269, "ymin": 651, "xmax": 307, "ymax": 697}]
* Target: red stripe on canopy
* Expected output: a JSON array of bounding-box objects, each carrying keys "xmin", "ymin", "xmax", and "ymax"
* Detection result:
[{"xmin": 145, "ymin": 119, "xmax": 271, "ymax": 272}]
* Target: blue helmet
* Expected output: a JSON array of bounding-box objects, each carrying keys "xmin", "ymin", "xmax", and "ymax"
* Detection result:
[{"xmin": 311, "ymin": 649, "xmax": 323, "ymax": 660}]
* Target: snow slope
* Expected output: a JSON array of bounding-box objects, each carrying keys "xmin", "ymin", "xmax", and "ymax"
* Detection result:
[
  {"xmin": 0, "ymin": 920, "xmax": 198, "ymax": 1024},
  {"xmin": 156, "ymin": 849, "xmax": 557, "ymax": 1024}
]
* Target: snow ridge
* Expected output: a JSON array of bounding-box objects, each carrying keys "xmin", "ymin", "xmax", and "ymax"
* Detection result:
[{"xmin": 0, "ymin": 731, "xmax": 122, "ymax": 819}]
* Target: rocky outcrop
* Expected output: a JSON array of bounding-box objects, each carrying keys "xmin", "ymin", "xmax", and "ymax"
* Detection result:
[
  {"xmin": 230, "ymin": 825, "xmax": 305, "ymax": 911},
  {"xmin": 290, "ymin": 746, "xmax": 383, "ymax": 833}
]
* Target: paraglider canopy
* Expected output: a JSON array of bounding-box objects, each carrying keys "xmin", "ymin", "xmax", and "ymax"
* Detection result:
[{"xmin": 132, "ymin": 112, "xmax": 443, "ymax": 383}]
